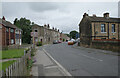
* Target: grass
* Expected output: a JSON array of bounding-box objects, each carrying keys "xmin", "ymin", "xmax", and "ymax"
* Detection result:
[
  {"xmin": 2, "ymin": 49, "xmax": 24, "ymax": 59},
  {"xmin": 0, "ymin": 60, "xmax": 16, "ymax": 71}
]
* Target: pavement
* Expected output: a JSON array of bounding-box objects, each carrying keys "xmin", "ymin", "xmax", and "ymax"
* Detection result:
[
  {"xmin": 0, "ymin": 58, "xmax": 19, "ymax": 62},
  {"xmin": 30, "ymin": 46, "xmax": 72, "ymax": 76}
]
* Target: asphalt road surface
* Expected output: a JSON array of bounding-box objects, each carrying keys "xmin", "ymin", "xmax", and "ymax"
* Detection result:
[{"xmin": 42, "ymin": 42, "xmax": 118, "ymax": 76}]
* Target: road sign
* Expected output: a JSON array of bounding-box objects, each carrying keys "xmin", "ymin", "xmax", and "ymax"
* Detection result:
[{"xmin": 31, "ymin": 32, "xmax": 38, "ymax": 37}]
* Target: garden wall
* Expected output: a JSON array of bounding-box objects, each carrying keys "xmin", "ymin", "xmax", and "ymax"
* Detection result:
[{"xmin": 91, "ymin": 40, "xmax": 120, "ymax": 52}]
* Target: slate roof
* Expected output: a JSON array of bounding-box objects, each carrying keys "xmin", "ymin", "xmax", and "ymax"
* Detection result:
[
  {"xmin": 88, "ymin": 16, "xmax": 120, "ymax": 23},
  {"xmin": 0, "ymin": 18, "xmax": 22, "ymax": 30}
]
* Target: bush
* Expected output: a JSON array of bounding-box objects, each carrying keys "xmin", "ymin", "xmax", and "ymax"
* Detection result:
[{"xmin": 36, "ymin": 42, "xmax": 42, "ymax": 46}]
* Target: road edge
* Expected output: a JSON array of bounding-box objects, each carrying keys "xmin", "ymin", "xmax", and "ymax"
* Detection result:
[{"xmin": 42, "ymin": 48, "xmax": 72, "ymax": 76}]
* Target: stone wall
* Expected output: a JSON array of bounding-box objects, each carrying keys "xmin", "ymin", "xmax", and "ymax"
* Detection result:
[
  {"xmin": 79, "ymin": 16, "xmax": 92, "ymax": 46},
  {"xmin": 91, "ymin": 40, "xmax": 120, "ymax": 52}
]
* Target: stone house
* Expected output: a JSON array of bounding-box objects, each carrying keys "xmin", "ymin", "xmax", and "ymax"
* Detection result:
[
  {"xmin": 60, "ymin": 33, "xmax": 70, "ymax": 42},
  {"xmin": 32, "ymin": 24, "xmax": 60, "ymax": 44},
  {"xmin": 0, "ymin": 17, "xmax": 22, "ymax": 49},
  {"xmin": 79, "ymin": 13, "xmax": 120, "ymax": 51}
]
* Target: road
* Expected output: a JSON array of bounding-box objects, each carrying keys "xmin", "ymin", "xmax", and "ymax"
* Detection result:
[{"xmin": 42, "ymin": 42, "xmax": 118, "ymax": 76}]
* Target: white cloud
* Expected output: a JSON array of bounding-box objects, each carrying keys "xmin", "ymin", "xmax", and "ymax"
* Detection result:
[
  {"xmin": 2, "ymin": 2, "xmax": 118, "ymax": 33},
  {"xmin": 1, "ymin": 0, "xmax": 120, "ymax": 2}
]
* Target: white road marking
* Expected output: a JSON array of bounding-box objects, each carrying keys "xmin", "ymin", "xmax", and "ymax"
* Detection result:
[
  {"xmin": 45, "ymin": 66, "xmax": 58, "ymax": 69},
  {"xmin": 43, "ymin": 48, "xmax": 72, "ymax": 76},
  {"xmin": 81, "ymin": 54, "xmax": 103, "ymax": 62}
]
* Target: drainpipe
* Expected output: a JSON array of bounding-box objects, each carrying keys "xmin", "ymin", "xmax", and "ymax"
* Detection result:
[
  {"xmin": 108, "ymin": 22, "xmax": 109, "ymax": 39},
  {"xmin": 9, "ymin": 28, "xmax": 11, "ymax": 45},
  {"xmin": 118, "ymin": 23, "xmax": 119, "ymax": 40}
]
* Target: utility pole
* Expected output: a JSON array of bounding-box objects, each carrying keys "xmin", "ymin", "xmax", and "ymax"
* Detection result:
[{"xmin": 32, "ymin": 32, "xmax": 35, "ymax": 49}]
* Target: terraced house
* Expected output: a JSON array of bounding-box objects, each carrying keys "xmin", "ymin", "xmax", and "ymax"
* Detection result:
[
  {"xmin": 0, "ymin": 17, "xmax": 22, "ymax": 49},
  {"xmin": 79, "ymin": 13, "xmax": 120, "ymax": 51},
  {"xmin": 32, "ymin": 24, "xmax": 60, "ymax": 44}
]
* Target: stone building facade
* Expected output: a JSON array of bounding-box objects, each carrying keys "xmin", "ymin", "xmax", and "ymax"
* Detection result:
[
  {"xmin": 79, "ymin": 13, "xmax": 120, "ymax": 47},
  {"xmin": 32, "ymin": 24, "xmax": 60, "ymax": 44},
  {"xmin": 60, "ymin": 33, "xmax": 70, "ymax": 42}
]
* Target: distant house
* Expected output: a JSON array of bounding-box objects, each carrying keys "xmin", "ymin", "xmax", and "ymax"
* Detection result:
[
  {"xmin": 32, "ymin": 24, "xmax": 60, "ymax": 44},
  {"xmin": 0, "ymin": 17, "xmax": 22, "ymax": 49},
  {"xmin": 60, "ymin": 33, "xmax": 70, "ymax": 42},
  {"xmin": 79, "ymin": 13, "xmax": 120, "ymax": 51}
]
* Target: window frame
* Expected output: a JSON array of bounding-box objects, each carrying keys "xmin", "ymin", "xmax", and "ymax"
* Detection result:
[
  {"xmin": 11, "ymin": 39, "xmax": 14, "ymax": 44},
  {"xmin": 101, "ymin": 24, "xmax": 106, "ymax": 33},
  {"xmin": 6, "ymin": 28, "xmax": 9, "ymax": 32},
  {"xmin": 112, "ymin": 24, "xmax": 116, "ymax": 33},
  {"xmin": 10, "ymin": 28, "xmax": 14, "ymax": 33}
]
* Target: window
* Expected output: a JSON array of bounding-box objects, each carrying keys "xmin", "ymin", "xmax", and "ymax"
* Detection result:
[
  {"xmin": 10, "ymin": 29, "xmax": 14, "ymax": 33},
  {"xmin": 112, "ymin": 37, "xmax": 116, "ymax": 39},
  {"xmin": 11, "ymin": 39, "xmax": 14, "ymax": 44},
  {"xmin": 6, "ymin": 28, "xmax": 9, "ymax": 32},
  {"xmin": 112, "ymin": 24, "xmax": 115, "ymax": 33},
  {"xmin": 35, "ymin": 30, "xmax": 38, "ymax": 32},
  {"xmin": 101, "ymin": 24, "xmax": 106, "ymax": 32}
]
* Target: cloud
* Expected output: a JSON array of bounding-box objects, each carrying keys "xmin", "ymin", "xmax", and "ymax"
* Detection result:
[
  {"xmin": 2, "ymin": 2, "xmax": 118, "ymax": 34},
  {"xmin": 29, "ymin": 2, "xmax": 59, "ymax": 12}
]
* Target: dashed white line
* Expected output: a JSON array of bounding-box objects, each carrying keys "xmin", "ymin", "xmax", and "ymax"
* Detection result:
[{"xmin": 81, "ymin": 54, "xmax": 103, "ymax": 62}]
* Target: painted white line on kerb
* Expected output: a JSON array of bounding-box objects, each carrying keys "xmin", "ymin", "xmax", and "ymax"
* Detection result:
[
  {"xmin": 43, "ymin": 48, "xmax": 72, "ymax": 76},
  {"xmin": 81, "ymin": 54, "xmax": 103, "ymax": 62}
]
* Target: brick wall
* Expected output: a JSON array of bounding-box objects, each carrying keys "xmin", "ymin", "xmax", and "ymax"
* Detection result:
[{"xmin": 0, "ymin": 25, "xmax": 2, "ymax": 49}]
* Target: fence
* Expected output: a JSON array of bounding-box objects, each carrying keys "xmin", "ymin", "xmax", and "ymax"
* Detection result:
[{"xmin": 0, "ymin": 48, "xmax": 32, "ymax": 77}]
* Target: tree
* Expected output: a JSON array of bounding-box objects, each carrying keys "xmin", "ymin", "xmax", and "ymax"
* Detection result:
[
  {"xmin": 69, "ymin": 30, "xmax": 79, "ymax": 39},
  {"xmin": 14, "ymin": 18, "xmax": 32, "ymax": 44}
]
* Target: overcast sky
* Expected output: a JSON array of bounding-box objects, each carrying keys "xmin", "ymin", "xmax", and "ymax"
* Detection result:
[{"xmin": 1, "ymin": 1, "xmax": 119, "ymax": 33}]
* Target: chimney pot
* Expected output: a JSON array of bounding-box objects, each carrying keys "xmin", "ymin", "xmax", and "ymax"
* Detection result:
[
  {"xmin": 93, "ymin": 14, "xmax": 96, "ymax": 17},
  {"xmin": 2, "ymin": 16, "xmax": 5, "ymax": 20},
  {"xmin": 83, "ymin": 13, "xmax": 88, "ymax": 18},
  {"xmin": 103, "ymin": 13, "xmax": 109, "ymax": 17}
]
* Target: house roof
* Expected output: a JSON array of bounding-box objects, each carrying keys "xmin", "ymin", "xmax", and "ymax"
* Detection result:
[
  {"xmin": 0, "ymin": 18, "xmax": 22, "ymax": 31},
  {"xmin": 88, "ymin": 16, "xmax": 120, "ymax": 23}
]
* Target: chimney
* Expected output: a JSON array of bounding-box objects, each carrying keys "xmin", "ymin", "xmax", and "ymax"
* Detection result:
[
  {"xmin": 2, "ymin": 16, "xmax": 5, "ymax": 20},
  {"xmin": 47, "ymin": 24, "xmax": 50, "ymax": 29},
  {"xmin": 93, "ymin": 14, "xmax": 96, "ymax": 17},
  {"xmin": 44, "ymin": 24, "xmax": 47, "ymax": 28},
  {"xmin": 83, "ymin": 13, "xmax": 88, "ymax": 18},
  {"xmin": 58, "ymin": 29, "xmax": 59, "ymax": 32},
  {"xmin": 52, "ymin": 27, "xmax": 54, "ymax": 30},
  {"xmin": 103, "ymin": 13, "xmax": 109, "ymax": 17}
]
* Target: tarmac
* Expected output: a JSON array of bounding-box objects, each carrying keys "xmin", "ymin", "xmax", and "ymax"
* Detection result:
[{"xmin": 30, "ymin": 46, "xmax": 72, "ymax": 76}]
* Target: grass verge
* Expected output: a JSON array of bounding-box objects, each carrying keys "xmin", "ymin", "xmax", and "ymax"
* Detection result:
[{"xmin": 2, "ymin": 49, "xmax": 24, "ymax": 59}]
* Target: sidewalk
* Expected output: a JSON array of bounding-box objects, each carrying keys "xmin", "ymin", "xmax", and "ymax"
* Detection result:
[{"xmin": 30, "ymin": 47, "xmax": 72, "ymax": 76}]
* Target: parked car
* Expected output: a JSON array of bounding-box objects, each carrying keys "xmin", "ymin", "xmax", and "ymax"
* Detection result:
[
  {"xmin": 58, "ymin": 40, "xmax": 62, "ymax": 43},
  {"xmin": 68, "ymin": 39, "xmax": 75, "ymax": 45},
  {"xmin": 53, "ymin": 40, "xmax": 58, "ymax": 44}
]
